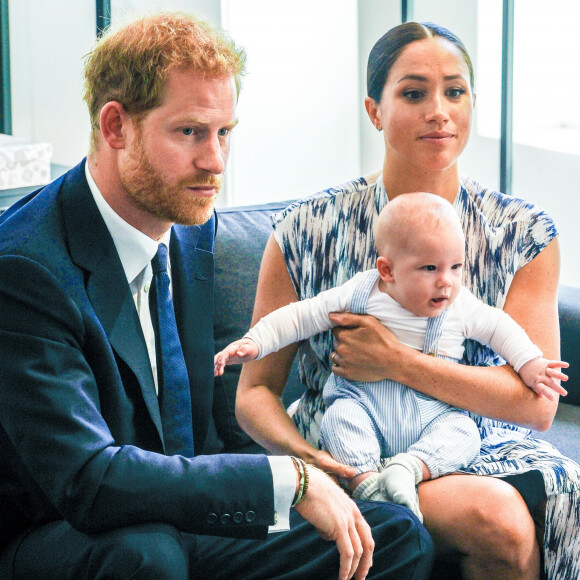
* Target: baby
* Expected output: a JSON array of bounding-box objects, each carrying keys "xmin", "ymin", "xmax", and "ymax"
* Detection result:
[{"xmin": 215, "ymin": 193, "xmax": 568, "ymax": 521}]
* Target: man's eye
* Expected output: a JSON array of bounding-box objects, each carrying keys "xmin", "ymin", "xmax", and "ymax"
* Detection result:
[
  {"xmin": 182, "ymin": 128, "xmax": 194, "ymax": 136},
  {"xmin": 218, "ymin": 128, "xmax": 230, "ymax": 137}
]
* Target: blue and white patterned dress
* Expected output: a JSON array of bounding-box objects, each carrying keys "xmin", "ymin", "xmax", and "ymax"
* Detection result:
[{"xmin": 271, "ymin": 172, "xmax": 580, "ymax": 579}]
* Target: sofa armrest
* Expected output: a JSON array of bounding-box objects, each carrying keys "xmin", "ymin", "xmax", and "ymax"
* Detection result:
[{"xmin": 559, "ymin": 285, "xmax": 580, "ymax": 407}]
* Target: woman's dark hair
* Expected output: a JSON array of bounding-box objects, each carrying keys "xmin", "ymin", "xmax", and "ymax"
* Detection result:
[{"xmin": 367, "ymin": 21, "xmax": 474, "ymax": 102}]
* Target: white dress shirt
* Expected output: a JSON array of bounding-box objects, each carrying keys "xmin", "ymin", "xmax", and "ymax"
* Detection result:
[{"xmin": 84, "ymin": 164, "xmax": 294, "ymax": 531}]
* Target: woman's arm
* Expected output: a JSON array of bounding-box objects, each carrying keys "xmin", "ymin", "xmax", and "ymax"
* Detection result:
[
  {"xmin": 331, "ymin": 239, "xmax": 562, "ymax": 431},
  {"xmin": 235, "ymin": 234, "xmax": 356, "ymax": 479}
]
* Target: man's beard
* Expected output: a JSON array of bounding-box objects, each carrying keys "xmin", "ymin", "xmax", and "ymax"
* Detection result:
[{"xmin": 120, "ymin": 138, "xmax": 222, "ymax": 226}]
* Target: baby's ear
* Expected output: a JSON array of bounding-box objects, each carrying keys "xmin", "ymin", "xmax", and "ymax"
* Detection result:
[{"xmin": 377, "ymin": 256, "xmax": 395, "ymax": 283}]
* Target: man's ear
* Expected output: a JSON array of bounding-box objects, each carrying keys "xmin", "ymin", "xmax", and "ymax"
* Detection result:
[
  {"xmin": 377, "ymin": 256, "xmax": 395, "ymax": 283},
  {"xmin": 99, "ymin": 101, "xmax": 131, "ymax": 150}
]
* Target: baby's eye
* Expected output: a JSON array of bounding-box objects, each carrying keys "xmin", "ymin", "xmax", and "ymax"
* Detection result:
[
  {"xmin": 422, "ymin": 265, "xmax": 436, "ymax": 271},
  {"xmin": 451, "ymin": 263, "xmax": 463, "ymax": 270}
]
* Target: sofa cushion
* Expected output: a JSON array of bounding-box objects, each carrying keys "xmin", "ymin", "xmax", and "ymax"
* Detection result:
[{"xmin": 212, "ymin": 202, "xmax": 302, "ymax": 453}]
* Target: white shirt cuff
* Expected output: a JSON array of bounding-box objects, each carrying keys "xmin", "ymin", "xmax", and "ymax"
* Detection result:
[{"xmin": 267, "ymin": 456, "xmax": 295, "ymax": 533}]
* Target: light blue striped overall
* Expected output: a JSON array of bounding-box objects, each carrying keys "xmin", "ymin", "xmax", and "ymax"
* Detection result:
[{"xmin": 319, "ymin": 270, "xmax": 480, "ymax": 478}]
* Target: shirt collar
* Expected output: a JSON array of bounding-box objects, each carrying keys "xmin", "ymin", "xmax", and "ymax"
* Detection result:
[{"xmin": 85, "ymin": 163, "xmax": 171, "ymax": 284}]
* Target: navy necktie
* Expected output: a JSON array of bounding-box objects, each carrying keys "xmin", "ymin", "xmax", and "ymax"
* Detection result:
[{"xmin": 150, "ymin": 244, "xmax": 195, "ymax": 457}]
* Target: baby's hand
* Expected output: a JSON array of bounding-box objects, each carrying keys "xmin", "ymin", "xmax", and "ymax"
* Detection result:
[
  {"xmin": 518, "ymin": 357, "xmax": 569, "ymax": 401},
  {"xmin": 213, "ymin": 338, "xmax": 260, "ymax": 376}
]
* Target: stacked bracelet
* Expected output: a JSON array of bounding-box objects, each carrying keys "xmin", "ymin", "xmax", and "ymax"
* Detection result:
[{"xmin": 290, "ymin": 457, "xmax": 309, "ymax": 507}]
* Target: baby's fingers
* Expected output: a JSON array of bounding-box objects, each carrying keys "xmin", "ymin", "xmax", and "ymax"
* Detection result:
[
  {"xmin": 546, "ymin": 360, "xmax": 569, "ymax": 370},
  {"xmin": 531, "ymin": 383, "xmax": 557, "ymax": 401},
  {"xmin": 533, "ymin": 379, "xmax": 567, "ymax": 400},
  {"xmin": 549, "ymin": 370, "xmax": 569, "ymax": 384},
  {"xmin": 546, "ymin": 379, "xmax": 568, "ymax": 397},
  {"xmin": 213, "ymin": 353, "xmax": 226, "ymax": 376}
]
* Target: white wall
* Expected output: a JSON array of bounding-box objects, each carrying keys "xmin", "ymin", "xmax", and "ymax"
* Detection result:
[
  {"xmin": 513, "ymin": 145, "xmax": 580, "ymax": 288},
  {"xmin": 357, "ymin": 0, "xmax": 401, "ymax": 175},
  {"xmin": 111, "ymin": 0, "xmax": 221, "ymax": 29},
  {"xmin": 221, "ymin": 0, "xmax": 360, "ymax": 206},
  {"xmin": 9, "ymin": 0, "xmax": 94, "ymax": 166}
]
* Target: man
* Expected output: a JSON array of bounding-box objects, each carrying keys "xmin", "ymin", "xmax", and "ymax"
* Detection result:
[{"xmin": 0, "ymin": 13, "xmax": 433, "ymax": 579}]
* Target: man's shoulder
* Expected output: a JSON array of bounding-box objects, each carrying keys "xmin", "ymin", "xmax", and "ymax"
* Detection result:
[
  {"xmin": 0, "ymin": 162, "xmax": 89, "ymax": 277},
  {"xmin": 0, "ymin": 161, "xmax": 84, "ymax": 234}
]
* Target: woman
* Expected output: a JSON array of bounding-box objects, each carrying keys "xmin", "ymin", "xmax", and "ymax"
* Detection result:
[{"xmin": 236, "ymin": 22, "xmax": 580, "ymax": 579}]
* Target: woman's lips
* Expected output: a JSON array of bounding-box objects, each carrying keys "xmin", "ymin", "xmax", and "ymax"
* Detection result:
[{"xmin": 420, "ymin": 131, "xmax": 454, "ymax": 142}]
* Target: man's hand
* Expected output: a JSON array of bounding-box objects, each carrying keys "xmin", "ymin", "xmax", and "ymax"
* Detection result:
[
  {"xmin": 294, "ymin": 465, "xmax": 375, "ymax": 580},
  {"xmin": 213, "ymin": 338, "xmax": 260, "ymax": 376},
  {"xmin": 518, "ymin": 357, "xmax": 569, "ymax": 401},
  {"xmin": 329, "ymin": 312, "xmax": 404, "ymax": 383}
]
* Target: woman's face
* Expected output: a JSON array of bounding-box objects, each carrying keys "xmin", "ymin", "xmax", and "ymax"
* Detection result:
[{"xmin": 367, "ymin": 37, "xmax": 474, "ymax": 174}]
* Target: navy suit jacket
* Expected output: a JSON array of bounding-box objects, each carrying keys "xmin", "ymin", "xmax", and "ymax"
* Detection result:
[{"xmin": 0, "ymin": 160, "xmax": 274, "ymax": 545}]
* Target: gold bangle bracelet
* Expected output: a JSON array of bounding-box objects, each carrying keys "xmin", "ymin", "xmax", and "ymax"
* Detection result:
[{"xmin": 290, "ymin": 457, "xmax": 307, "ymax": 507}]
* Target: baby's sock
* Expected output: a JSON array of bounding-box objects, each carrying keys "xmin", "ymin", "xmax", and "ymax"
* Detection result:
[
  {"xmin": 351, "ymin": 472, "xmax": 384, "ymax": 502},
  {"xmin": 378, "ymin": 453, "xmax": 424, "ymax": 522}
]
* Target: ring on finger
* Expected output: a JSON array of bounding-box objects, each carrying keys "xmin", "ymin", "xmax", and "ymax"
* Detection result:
[{"xmin": 331, "ymin": 351, "xmax": 340, "ymax": 367}]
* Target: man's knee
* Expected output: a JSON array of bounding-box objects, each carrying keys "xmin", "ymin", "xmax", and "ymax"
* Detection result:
[
  {"xmin": 356, "ymin": 500, "xmax": 435, "ymax": 578},
  {"xmin": 89, "ymin": 523, "xmax": 188, "ymax": 580}
]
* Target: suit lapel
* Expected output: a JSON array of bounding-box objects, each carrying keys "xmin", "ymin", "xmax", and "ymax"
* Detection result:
[
  {"xmin": 171, "ymin": 218, "xmax": 216, "ymax": 453},
  {"xmin": 59, "ymin": 162, "xmax": 164, "ymax": 443}
]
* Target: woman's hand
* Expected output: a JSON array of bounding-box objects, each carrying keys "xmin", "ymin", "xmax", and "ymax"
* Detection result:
[
  {"xmin": 311, "ymin": 449, "xmax": 357, "ymax": 482},
  {"xmin": 329, "ymin": 312, "xmax": 408, "ymax": 383}
]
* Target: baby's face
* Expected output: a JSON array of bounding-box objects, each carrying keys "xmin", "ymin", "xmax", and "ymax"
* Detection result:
[{"xmin": 385, "ymin": 226, "xmax": 465, "ymax": 317}]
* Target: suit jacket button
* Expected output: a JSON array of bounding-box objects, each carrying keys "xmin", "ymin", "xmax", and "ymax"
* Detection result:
[
  {"xmin": 220, "ymin": 513, "xmax": 232, "ymax": 525},
  {"xmin": 245, "ymin": 510, "xmax": 256, "ymax": 523},
  {"xmin": 233, "ymin": 511, "xmax": 244, "ymax": 524},
  {"xmin": 207, "ymin": 512, "xmax": 218, "ymax": 525}
]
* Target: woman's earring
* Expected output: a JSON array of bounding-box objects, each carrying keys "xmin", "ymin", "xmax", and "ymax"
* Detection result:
[{"xmin": 376, "ymin": 125, "xmax": 382, "ymax": 132}]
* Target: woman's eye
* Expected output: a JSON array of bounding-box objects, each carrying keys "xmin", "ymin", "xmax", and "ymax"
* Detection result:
[
  {"xmin": 446, "ymin": 87, "xmax": 466, "ymax": 99},
  {"xmin": 403, "ymin": 89, "xmax": 424, "ymax": 101}
]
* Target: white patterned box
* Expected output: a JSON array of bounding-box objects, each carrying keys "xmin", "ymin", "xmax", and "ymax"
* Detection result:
[{"xmin": 0, "ymin": 134, "xmax": 53, "ymax": 190}]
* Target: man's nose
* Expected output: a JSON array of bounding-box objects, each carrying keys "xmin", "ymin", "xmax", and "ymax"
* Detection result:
[{"xmin": 195, "ymin": 135, "xmax": 226, "ymax": 175}]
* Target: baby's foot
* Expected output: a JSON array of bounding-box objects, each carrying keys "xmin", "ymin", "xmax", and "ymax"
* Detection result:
[
  {"xmin": 351, "ymin": 472, "xmax": 383, "ymax": 502},
  {"xmin": 378, "ymin": 453, "xmax": 423, "ymax": 522}
]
